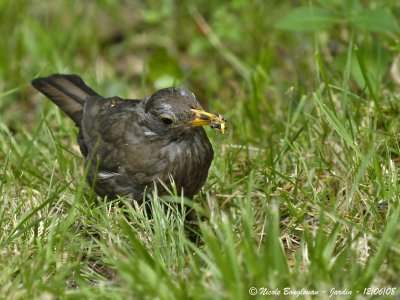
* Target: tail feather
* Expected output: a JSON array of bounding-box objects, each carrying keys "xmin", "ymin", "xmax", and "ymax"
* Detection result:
[{"xmin": 31, "ymin": 74, "xmax": 100, "ymax": 125}]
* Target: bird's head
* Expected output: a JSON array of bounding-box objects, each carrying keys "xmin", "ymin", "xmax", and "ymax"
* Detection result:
[{"xmin": 143, "ymin": 87, "xmax": 226, "ymax": 135}]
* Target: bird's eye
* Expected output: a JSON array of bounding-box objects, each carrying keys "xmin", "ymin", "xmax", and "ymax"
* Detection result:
[{"xmin": 159, "ymin": 114, "xmax": 175, "ymax": 126}]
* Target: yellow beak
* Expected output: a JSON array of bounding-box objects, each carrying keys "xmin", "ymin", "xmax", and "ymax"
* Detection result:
[{"xmin": 189, "ymin": 109, "xmax": 226, "ymax": 134}]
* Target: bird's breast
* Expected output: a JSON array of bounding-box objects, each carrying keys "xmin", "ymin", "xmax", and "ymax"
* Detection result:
[{"xmin": 157, "ymin": 130, "xmax": 214, "ymax": 197}]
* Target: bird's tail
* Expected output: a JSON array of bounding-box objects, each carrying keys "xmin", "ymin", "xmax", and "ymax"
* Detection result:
[{"xmin": 31, "ymin": 74, "xmax": 100, "ymax": 125}]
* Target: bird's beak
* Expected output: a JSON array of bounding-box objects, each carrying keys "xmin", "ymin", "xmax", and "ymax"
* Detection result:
[{"xmin": 189, "ymin": 109, "xmax": 226, "ymax": 134}]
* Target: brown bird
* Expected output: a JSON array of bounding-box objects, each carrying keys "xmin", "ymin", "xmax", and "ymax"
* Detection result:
[{"xmin": 31, "ymin": 74, "xmax": 225, "ymax": 203}]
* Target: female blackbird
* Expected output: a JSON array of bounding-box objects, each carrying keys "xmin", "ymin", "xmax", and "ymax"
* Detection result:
[{"xmin": 31, "ymin": 74, "xmax": 225, "ymax": 201}]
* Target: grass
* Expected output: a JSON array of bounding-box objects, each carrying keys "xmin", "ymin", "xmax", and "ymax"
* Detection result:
[{"xmin": 1, "ymin": 0, "xmax": 400, "ymax": 299}]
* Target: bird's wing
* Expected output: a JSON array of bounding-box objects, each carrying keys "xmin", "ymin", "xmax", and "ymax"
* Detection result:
[
  {"xmin": 80, "ymin": 97, "xmax": 162, "ymax": 197},
  {"xmin": 80, "ymin": 96, "xmax": 148, "ymax": 168}
]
